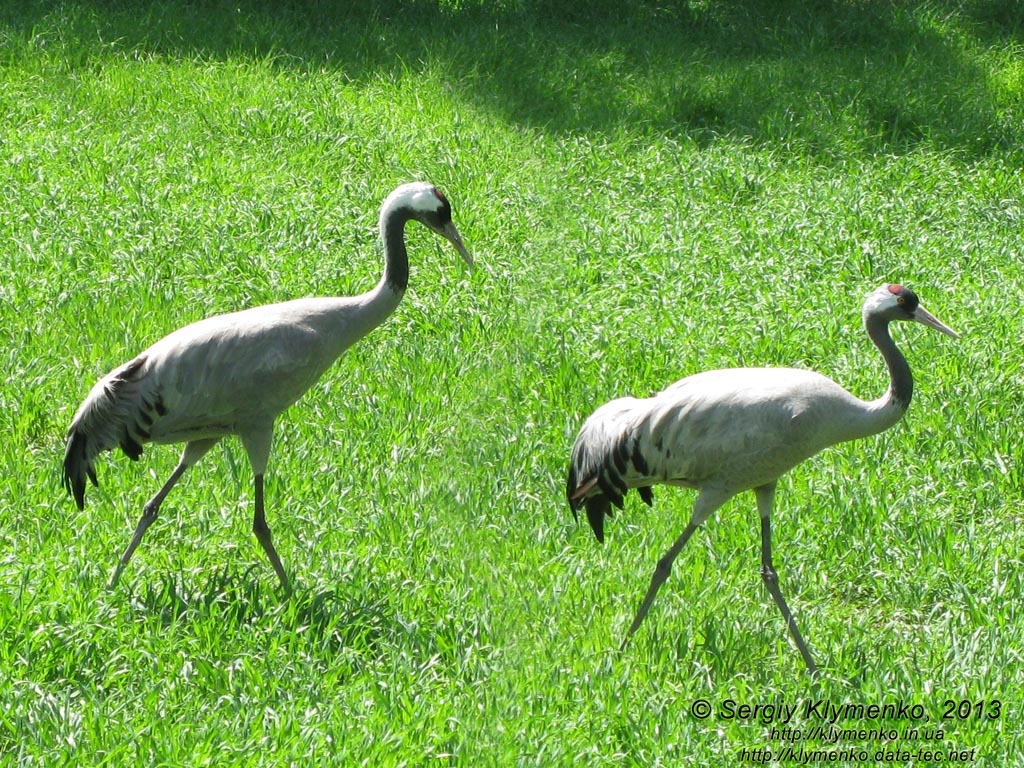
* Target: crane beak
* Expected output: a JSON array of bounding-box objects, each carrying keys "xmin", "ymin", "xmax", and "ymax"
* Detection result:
[
  {"xmin": 913, "ymin": 305, "xmax": 959, "ymax": 339},
  {"xmin": 439, "ymin": 221, "xmax": 473, "ymax": 268}
]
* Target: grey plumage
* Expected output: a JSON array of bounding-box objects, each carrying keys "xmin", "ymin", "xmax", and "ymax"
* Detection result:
[
  {"xmin": 567, "ymin": 284, "xmax": 958, "ymax": 675},
  {"xmin": 63, "ymin": 182, "xmax": 471, "ymax": 591},
  {"xmin": 63, "ymin": 356, "xmax": 169, "ymax": 506}
]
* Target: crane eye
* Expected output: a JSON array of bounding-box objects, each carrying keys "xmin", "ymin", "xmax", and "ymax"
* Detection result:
[{"xmin": 896, "ymin": 296, "xmax": 905, "ymax": 305}]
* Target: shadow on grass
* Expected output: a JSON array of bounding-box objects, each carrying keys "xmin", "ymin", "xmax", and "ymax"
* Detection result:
[
  {"xmin": 128, "ymin": 564, "xmax": 495, "ymax": 672},
  {"xmin": 2, "ymin": 0, "xmax": 1022, "ymax": 158},
  {"xmin": 133, "ymin": 565, "xmax": 393, "ymax": 656}
]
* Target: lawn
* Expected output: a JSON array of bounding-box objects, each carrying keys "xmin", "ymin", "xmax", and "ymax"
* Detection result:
[{"xmin": 1, "ymin": 0, "xmax": 1022, "ymax": 764}]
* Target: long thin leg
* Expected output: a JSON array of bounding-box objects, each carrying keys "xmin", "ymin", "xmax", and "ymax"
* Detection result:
[
  {"xmin": 109, "ymin": 463, "xmax": 187, "ymax": 588},
  {"xmin": 620, "ymin": 521, "xmax": 698, "ymax": 651},
  {"xmin": 109, "ymin": 438, "xmax": 219, "ymax": 588},
  {"xmin": 252, "ymin": 474, "xmax": 291, "ymax": 594},
  {"xmin": 620, "ymin": 488, "xmax": 732, "ymax": 651},
  {"xmin": 756, "ymin": 483, "xmax": 818, "ymax": 676}
]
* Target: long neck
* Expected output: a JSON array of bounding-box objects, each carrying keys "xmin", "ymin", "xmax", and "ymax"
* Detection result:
[
  {"xmin": 278, "ymin": 200, "xmax": 416, "ymax": 376},
  {"xmin": 380, "ymin": 204, "xmax": 412, "ymax": 293},
  {"xmin": 866, "ymin": 314, "xmax": 913, "ymax": 411},
  {"xmin": 831, "ymin": 313, "xmax": 914, "ymax": 445},
  {"xmin": 352, "ymin": 202, "xmax": 413, "ymax": 331}
]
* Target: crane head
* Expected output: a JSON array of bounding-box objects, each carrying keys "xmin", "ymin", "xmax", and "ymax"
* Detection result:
[
  {"xmin": 866, "ymin": 283, "xmax": 959, "ymax": 338},
  {"xmin": 388, "ymin": 182, "xmax": 473, "ymax": 268}
]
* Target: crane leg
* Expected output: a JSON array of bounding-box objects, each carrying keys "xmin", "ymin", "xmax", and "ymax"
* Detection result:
[
  {"xmin": 109, "ymin": 438, "xmax": 219, "ymax": 589},
  {"xmin": 620, "ymin": 521, "xmax": 698, "ymax": 651},
  {"xmin": 109, "ymin": 462, "xmax": 189, "ymax": 588},
  {"xmin": 757, "ymin": 485, "xmax": 818, "ymax": 676},
  {"xmin": 252, "ymin": 474, "xmax": 292, "ymax": 595},
  {"xmin": 619, "ymin": 488, "xmax": 730, "ymax": 652}
]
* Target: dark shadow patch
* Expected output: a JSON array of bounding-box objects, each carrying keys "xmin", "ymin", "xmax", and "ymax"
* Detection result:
[
  {"xmin": 0, "ymin": 0, "xmax": 1020, "ymax": 158},
  {"xmin": 129, "ymin": 564, "xmax": 392, "ymax": 657}
]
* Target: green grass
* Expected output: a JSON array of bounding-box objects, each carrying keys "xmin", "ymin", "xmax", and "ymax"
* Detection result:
[{"xmin": 2, "ymin": 0, "xmax": 1023, "ymax": 764}]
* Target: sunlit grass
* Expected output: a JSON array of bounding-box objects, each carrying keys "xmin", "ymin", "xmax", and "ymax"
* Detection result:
[{"xmin": 1, "ymin": 0, "xmax": 1022, "ymax": 764}]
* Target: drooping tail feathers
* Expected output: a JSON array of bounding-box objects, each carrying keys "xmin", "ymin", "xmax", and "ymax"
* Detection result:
[
  {"xmin": 62, "ymin": 430, "xmax": 99, "ymax": 511},
  {"xmin": 62, "ymin": 355, "xmax": 160, "ymax": 510},
  {"xmin": 566, "ymin": 409, "xmax": 655, "ymax": 544}
]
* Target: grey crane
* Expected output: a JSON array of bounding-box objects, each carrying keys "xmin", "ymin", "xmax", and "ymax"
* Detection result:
[
  {"xmin": 566, "ymin": 284, "xmax": 957, "ymax": 674},
  {"xmin": 63, "ymin": 182, "xmax": 471, "ymax": 592}
]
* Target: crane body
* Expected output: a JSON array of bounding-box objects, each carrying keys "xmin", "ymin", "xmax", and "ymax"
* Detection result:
[
  {"xmin": 63, "ymin": 182, "xmax": 471, "ymax": 591},
  {"xmin": 567, "ymin": 284, "xmax": 958, "ymax": 674},
  {"xmin": 71, "ymin": 295, "xmax": 395, "ymax": 455}
]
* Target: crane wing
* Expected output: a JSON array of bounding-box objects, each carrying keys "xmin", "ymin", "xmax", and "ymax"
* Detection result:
[
  {"xmin": 62, "ymin": 354, "xmax": 164, "ymax": 509},
  {"xmin": 567, "ymin": 367, "xmax": 863, "ymax": 542}
]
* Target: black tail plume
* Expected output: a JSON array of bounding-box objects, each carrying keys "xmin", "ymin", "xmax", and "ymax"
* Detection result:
[
  {"xmin": 584, "ymin": 495, "xmax": 610, "ymax": 544},
  {"xmin": 62, "ymin": 430, "xmax": 97, "ymax": 511}
]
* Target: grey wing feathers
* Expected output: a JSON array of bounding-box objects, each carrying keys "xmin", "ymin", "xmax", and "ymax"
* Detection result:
[{"xmin": 62, "ymin": 355, "xmax": 164, "ymax": 509}]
